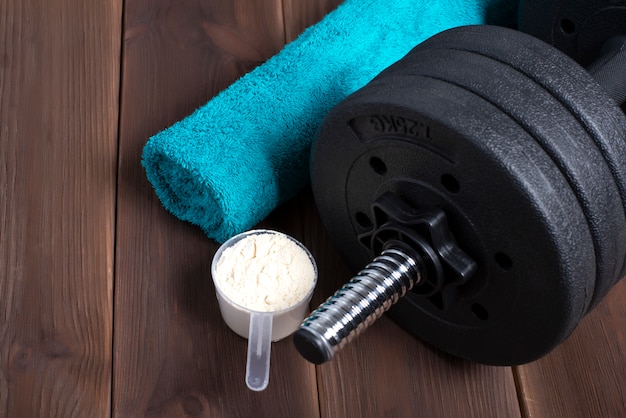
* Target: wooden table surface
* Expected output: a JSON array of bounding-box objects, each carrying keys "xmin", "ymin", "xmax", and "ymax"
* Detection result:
[{"xmin": 2, "ymin": 0, "xmax": 626, "ymax": 416}]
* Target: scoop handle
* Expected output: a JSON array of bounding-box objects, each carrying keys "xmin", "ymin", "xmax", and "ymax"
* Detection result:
[{"xmin": 245, "ymin": 311, "xmax": 273, "ymax": 391}]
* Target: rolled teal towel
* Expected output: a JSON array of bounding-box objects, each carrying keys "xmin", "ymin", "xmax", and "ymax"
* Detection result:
[{"xmin": 142, "ymin": 0, "xmax": 518, "ymax": 243}]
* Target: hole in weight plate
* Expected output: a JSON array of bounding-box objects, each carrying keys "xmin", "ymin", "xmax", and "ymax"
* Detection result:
[
  {"xmin": 370, "ymin": 157, "xmax": 387, "ymax": 175},
  {"xmin": 471, "ymin": 303, "xmax": 489, "ymax": 321},
  {"xmin": 495, "ymin": 252, "xmax": 513, "ymax": 270},
  {"xmin": 441, "ymin": 174, "xmax": 460, "ymax": 194},
  {"xmin": 355, "ymin": 212, "xmax": 373, "ymax": 229},
  {"xmin": 560, "ymin": 18, "xmax": 576, "ymax": 35}
]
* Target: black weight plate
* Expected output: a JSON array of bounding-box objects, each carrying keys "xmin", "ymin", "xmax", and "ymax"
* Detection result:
[
  {"xmin": 413, "ymin": 25, "xmax": 626, "ymax": 306},
  {"xmin": 390, "ymin": 43, "xmax": 625, "ymax": 316},
  {"xmin": 519, "ymin": 0, "xmax": 626, "ymax": 67},
  {"xmin": 311, "ymin": 71, "xmax": 595, "ymax": 365},
  {"xmin": 412, "ymin": 25, "xmax": 626, "ymax": 207}
]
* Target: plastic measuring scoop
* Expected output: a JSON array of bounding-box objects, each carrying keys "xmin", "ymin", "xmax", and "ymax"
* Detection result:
[
  {"xmin": 211, "ymin": 229, "xmax": 317, "ymax": 391},
  {"xmin": 246, "ymin": 311, "xmax": 273, "ymax": 391}
]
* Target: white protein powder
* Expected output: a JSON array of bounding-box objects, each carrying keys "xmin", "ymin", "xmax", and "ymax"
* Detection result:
[{"xmin": 213, "ymin": 232, "xmax": 316, "ymax": 312}]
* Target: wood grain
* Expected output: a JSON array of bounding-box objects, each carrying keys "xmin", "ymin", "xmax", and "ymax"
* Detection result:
[
  {"xmin": 515, "ymin": 276, "xmax": 626, "ymax": 418},
  {"xmin": 296, "ymin": 192, "xmax": 522, "ymax": 418},
  {"xmin": 0, "ymin": 0, "xmax": 121, "ymax": 416},
  {"xmin": 279, "ymin": 2, "xmax": 522, "ymax": 416},
  {"xmin": 316, "ymin": 322, "xmax": 522, "ymax": 418},
  {"xmin": 282, "ymin": 0, "xmax": 343, "ymax": 42},
  {"xmin": 114, "ymin": 1, "xmax": 319, "ymax": 416},
  {"xmin": 2, "ymin": 0, "xmax": 626, "ymax": 416}
]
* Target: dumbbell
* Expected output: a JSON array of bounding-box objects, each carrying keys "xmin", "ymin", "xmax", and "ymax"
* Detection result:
[{"xmin": 294, "ymin": 2, "xmax": 626, "ymax": 365}]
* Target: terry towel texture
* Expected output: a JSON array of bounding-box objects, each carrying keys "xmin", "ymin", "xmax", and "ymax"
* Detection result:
[{"xmin": 142, "ymin": 0, "xmax": 518, "ymax": 243}]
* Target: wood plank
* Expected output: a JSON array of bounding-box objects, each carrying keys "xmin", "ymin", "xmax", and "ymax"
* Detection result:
[
  {"xmin": 280, "ymin": 2, "xmax": 522, "ymax": 416},
  {"xmin": 297, "ymin": 192, "xmax": 522, "ymax": 418},
  {"xmin": 515, "ymin": 276, "xmax": 626, "ymax": 418},
  {"xmin": 114, "ymin": 1, "xmax": 320, "ymax": 416},
  {"xmin": 316, "ymin": 323, "xmax": 522, "ymax": 418},
  {"xmin": 0, "ymin": 0, "xmax": 121, "ymax": 416},
  {"xmin": 282, "ymin": 0, "xmax": 343, "ymax": 42}
]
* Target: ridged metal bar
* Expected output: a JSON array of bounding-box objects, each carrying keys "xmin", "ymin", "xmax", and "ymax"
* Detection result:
[{"xmin": 294, "ymin": 245, "xmax": 423, "ymax": 364}]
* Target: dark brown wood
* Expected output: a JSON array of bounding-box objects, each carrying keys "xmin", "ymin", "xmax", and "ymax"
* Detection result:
[
  {"xmin": 3, "ymin": 0, "xmax": 626, "ymax": 417},
  {"xmin": 282, "ymin": 0, "xmax": 343, "ymax": 42},
  {"xmin": 316, "ymin": 320, "xmax": 522, "ymax": 418},
  {"xmin": 0, "ymin": 0, "xmax": 121, "ymax": 416},
  {"xmin": 515, "ymin": 277, "xmax": 626, "ymax": 418},
  {"xmin": 114, "ymin": 1, "xmax": 319, "ymax": 416},
  {"xmin": 280, "ymin": 3, "xmax": 521, "ymax": 416},
  {"xmin": 297, "ymin": 193, "xmax": 522, "ymax": 418}
]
